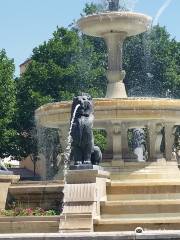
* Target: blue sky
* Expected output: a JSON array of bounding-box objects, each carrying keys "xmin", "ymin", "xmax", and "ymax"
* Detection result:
[{"xmin": 0, "ymin": 0, "xmax": 179, "ymax": 76}]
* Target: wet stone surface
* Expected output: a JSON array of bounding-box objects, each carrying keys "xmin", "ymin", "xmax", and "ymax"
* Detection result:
[{"xmin": 69, "ymin": 164, "xmax": 102, "ymax": 171}]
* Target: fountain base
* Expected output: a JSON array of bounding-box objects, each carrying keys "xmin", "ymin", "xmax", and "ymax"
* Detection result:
[
  {"xmin": 60, "ymin": 160, "xmax": 180, "ymax": 233},
  {"xmin": 60, "ymin": 169, "xmax": 110, "ymax": 233},
  {"xmin": 2, "ymin": 231, "xmax": 180, "ymax": 239},
  {"xmin": 69, "ymin": 164, "xmax": 103, "ymax": 171}
]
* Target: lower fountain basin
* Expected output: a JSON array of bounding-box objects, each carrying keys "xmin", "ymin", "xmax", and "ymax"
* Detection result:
[{"xmin": 35, "ymin": 98, "xmax": 180, "ymax": 128}]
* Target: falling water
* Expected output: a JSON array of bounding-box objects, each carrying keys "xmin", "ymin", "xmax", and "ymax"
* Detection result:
[
  {"xmin": 118, "ymin": 0, "xmax": 139, "ymax": 11},
  {"xmin": 153, "ymin": 0, "xmax": 173, "ymax": 26},
  {"xmin": 62, "ymin": 104, "xmax": 80, "ymax": 219},
  {"xmin": 36, "ymin": 125, "xmax": 60, "ymax": 180},
  {"xmin": 89, "ymin": 0, "xmax": 139, "ymax": 13},
  {"xmin": 63, "ymin": 104, "xmax": 80, "ymax": 181},
  {"xmin": 142, "ymin": 0, "xmax": 173, "ymax": 96},
  {"xmin": 142, "ymin": 27, "xmax": 153, "ymax": 97}
]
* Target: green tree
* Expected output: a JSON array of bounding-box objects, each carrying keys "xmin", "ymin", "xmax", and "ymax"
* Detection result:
[
  {"xmin": 0, "ymin": 50, "xmax": 16, "ymax": 158},
  {"xmin": 82, "ymin": 3, "xmax": 100, "ymax": 15},
  {"xmin": 124, "ymin": 25, "xmax": 180, "ymax": 98},
  {"xmin": 14, "ymin": 25, "xmax": 106, "ymax": 166}
]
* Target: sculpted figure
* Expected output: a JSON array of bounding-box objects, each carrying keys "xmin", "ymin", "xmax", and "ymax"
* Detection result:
[
  {"xmin": 132, "ymin": 128, "xmax": 146, "ymax": 162},
  {"xmin": 70, "ymin": 93, "xmax": 102, "ymax": 166},
  {"xmin": 91, "ymin": 145, "xmax": 102, "ymax": 165},
  {"xmin": 70, "ymin": 93, "xmax": 94, "ymax": 165}
]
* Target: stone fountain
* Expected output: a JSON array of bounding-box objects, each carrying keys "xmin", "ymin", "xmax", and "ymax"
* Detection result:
[
  {"xmin": 35, "ymin": 0, "xmax": 180, "ymax": 234},
  {"xmin": 36, "ymin": 9, "xmax": 180, "ymax": 167}
]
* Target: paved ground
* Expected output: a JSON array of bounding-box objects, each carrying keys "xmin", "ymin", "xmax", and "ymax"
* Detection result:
[{"xmin": 1, "ymin": 231, "xmax": 180, "ymax": 240}]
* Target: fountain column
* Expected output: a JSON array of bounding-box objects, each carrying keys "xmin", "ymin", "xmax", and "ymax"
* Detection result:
[
  {"xmin": 112, "ymin": 123, "xmax": 122, "ymax": 161},
  {"xmin": 121, "ymin": 123, "xmax": 129, "ymax": 160},
  {"xmin": 106, "ymin": 125, "xmax": 113, "ymax": 154},
  {"xmin": 154, "ymin": 124, "xmax": 164, "ymax": 159},
  {"xmin": 165, "ymin": 124, "xmax": 176, "ymax": 161},
  {"xmin": 147, "ymin": 123, "xmax": 163, "ymax": 161},
  {"xmin": 104, "ymin": 32, "xmax": 127, "ymax": 98}
]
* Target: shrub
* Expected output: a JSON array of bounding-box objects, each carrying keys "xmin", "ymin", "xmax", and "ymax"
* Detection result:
[{"xmin": 0, "ymin": 207, "xmax": 58, "ymax": 216}]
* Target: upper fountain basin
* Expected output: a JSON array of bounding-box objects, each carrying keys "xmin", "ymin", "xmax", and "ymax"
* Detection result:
[{"xmin": 77, "ymin": 12, "xmax": 152, "ymax": 38}]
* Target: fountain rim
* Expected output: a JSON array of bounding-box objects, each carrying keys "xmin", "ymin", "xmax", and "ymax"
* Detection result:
[
  {"xmin": 36, "ymin": 98, "xmax": 180, "ymax": 115},
  {"xmin": 77, "ymin": 11, "xmax": 152, "ymax": 22},
  {"xmin": 35, "ymin": 98, "xmax": 180, "ymax": 128}
]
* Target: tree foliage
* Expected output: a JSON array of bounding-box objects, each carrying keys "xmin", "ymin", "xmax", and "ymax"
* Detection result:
[
  {"xmin": 123, "ymin": 26, "xmax": 180, "ymax": 98},
  {"xmin": 0, "ymin": 50, "xmax": 16, "ymax": 158},
  {"xmin": 14, "ymin": 23, "xmax": 106, "ymax": 161}
]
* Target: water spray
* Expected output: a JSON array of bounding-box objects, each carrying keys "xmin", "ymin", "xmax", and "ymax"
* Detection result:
[
  {"xmin": 153, "ymin": 0, "xmax": 173, "ymax": 26},
  {"xmin": 63, "ymin": 104, "xmax": 80, "ymax": 180},
  {"xmin": 62, "ymin": 104, "xmax": 81, "ymax": 217},
  {"xmin": 108, "ymin": 0, "xmax": 119, "ymax": 11}
]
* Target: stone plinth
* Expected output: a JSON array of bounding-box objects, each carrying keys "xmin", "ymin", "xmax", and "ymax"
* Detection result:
[
  {"xmin": 59, "ymin": 169, "xmax": 110, "ymax": 233},
  {"xmin": 0, "ymin": 174, "xmax": 20, "ymax": 209}
]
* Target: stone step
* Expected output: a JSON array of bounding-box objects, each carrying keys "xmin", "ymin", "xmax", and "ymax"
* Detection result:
[
  {"xmin": 101, "ymin": 159, "xmax": 178, "ymax": 168},
  {"xmin": 110, "ymin": 172, "xmax": 180, "ymax": 180},
  {"xmin": 101, "ymin": 199, "xmax": 180, "ymax": 215},
  {"xmin": 107, "ymin": 193, "xmax": 180, "ymax": 201},
  {"xmin": 104, "ymin": 166, "xmax": 180, "ymax": 172},
  {"xmin": 107, "ymin": 181, "xmax": 180, "ymax": 193},
  {"xmin": 94, "ymin": 216, "xmax": 180, "ymax": 232},
  {"xmin": 107, "ymin": 180, "xmax": 180, "ymax": 201},
  {"xmin": 101, "ymin": 212, "xmax": 180, "ymax": 218},
  {"xmin": 102, "ymin": 160, "xmax": 180, "ymax": 181},
  {"xmin": 109, "ymin": 180, "xmax": 180, "ymax": 186},
  {"xmin": 102, "ymin": 161, "xmax": 179, "ymax": 170}
]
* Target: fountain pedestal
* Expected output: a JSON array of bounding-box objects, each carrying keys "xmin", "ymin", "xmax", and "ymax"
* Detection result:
[
  {"xmin": 104, "ymin": 32, "xmax": 127, "ymax": 98},
  {"xmin": 59, "ymin": 169, "xmax": 110, "ymax": 233},
  {"xmin": 106, "ymin": 71, "xmax": 127, "ymax": 98}
]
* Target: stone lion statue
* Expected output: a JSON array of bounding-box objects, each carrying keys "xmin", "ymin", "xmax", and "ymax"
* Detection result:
[
  {"xmin": 132, "ymin": 128, "xmax": 146, "ymax": 162},
  {"xmin": 70, "ymin": 93, "xmax": 102, "ymax": 166}
]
